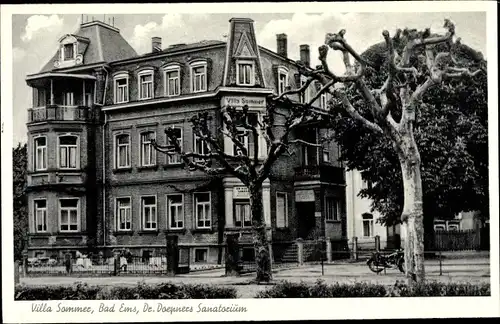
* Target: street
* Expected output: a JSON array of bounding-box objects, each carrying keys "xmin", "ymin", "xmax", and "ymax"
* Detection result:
[{"xmin": 19, "ymin": 257, "xmax": 490, "ymax": 298}]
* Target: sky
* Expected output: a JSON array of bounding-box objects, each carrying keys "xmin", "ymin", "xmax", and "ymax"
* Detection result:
[{"xmin": 11, "ymin": 11, "xmax": 487, "ymax": 146}]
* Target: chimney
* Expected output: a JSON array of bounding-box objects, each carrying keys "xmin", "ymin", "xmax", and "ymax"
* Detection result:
[
  {"xmin": 276, "ymin": 33, "xmax": 288, "ymax": 58},
  {"xmin": 152, "ymin": 37, "xmax": 162, "ymax": 53},
  {"xmin": 300, "ymin": 44, "xmax": 310, "ymax": 67}
]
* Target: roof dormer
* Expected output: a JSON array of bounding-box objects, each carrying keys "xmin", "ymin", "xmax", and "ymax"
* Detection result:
[{"xmin": 54, "ymin": 34, "xmax": 90, "ymax": 69}]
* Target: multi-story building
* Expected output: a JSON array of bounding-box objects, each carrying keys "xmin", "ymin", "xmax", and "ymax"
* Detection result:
[
  {"xmin": 346, "ymin": 170, "xmax": 400, "ymax": 250},
  {"xmin": 24, "ymin": 17, "xmax": 347, "ymax": 263}
]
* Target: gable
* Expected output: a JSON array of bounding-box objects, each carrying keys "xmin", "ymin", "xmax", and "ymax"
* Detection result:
[{"xmin": 234, "ymin": 31, "xmax": 256, "ymax": 58}]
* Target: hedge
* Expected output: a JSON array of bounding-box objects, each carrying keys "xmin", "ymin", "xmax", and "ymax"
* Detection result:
[
  {"xmin": 15, "ymin": 282, "xmax": 237, "ymax": 300},
  {"xmin": 256, "ymin": 280, "xmax": 491, "ymax": 298}
]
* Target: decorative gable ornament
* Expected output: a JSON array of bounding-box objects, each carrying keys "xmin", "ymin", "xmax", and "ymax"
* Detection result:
[
  {"xmin": 234, "ymin": 31, "xmax": 256, "ymax": 58},
  {"xmin": 54, "ymin": 34, "xmax": 88, "ymax": 69}
]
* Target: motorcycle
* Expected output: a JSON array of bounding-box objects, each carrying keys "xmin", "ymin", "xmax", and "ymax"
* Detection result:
[{"xmin": 367, "ymin": 249, "xmax": 405, "ymax": 273}]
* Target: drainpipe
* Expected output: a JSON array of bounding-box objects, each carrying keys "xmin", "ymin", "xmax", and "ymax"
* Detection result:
[{"xmin": 101, "ymin": 69, "xmax": 109, "ymax": 246}]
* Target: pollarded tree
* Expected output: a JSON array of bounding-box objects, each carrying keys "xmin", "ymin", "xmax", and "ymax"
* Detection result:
[
  {"xmin": 330, "ymin": 35, "xmax": 487, "ymax": 245},
  {"xmin": 152, "ymin": 80, "xmax": 329, "ymax": 283},
  {"xmin": 305, "ymin": 19, "xmax": 483, "ymax": 284}
]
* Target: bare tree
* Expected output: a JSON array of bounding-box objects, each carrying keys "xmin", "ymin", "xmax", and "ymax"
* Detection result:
[
  {"xmin": 307, "ymin": 19, "xmax": 483, "ymax": 284},
  {"xmin": 152, "ymin": 80, "xmax": 328, "ymax": 282}
]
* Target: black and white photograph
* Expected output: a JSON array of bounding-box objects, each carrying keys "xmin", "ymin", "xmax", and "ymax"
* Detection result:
[{"xmin": 1, "ymin": 1, "xmax": 498, "ymax": 322}]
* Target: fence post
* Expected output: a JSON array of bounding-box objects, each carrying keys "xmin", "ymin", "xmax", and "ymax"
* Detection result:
[
  {"xmin": 225, "ymin": 233, "xmax": 241, "ymax": 276},
  {"xmin": 65, "ymin": 252, "xmax": 73, "ymax": 275},
  {"xmin": 375, "ymin": 235, "xmax": 380, "ymax": 252},
  {"xmin": 352, "ymin": 236, "xmax": 358, "ymax": 261},
  {"xmin": 296, "ymin": 239, "xmax": 304, "ymax": 266},
  {"xmin": 166, "ymin": 235, "xmax": 179, "ymax": 276},
  {"xmin": 326, "ymin": 239, "xmax": 332, "ymax": 263},
  {"xmin": 113, "ymin": 252, "xmax": 120, "ymax": 276},
  {"xmin": 268, "ymin": 242, "xmax": 274, "ymax": 269}
]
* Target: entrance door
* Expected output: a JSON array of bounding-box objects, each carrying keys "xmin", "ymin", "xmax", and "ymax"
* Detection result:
[{"xmin": 296, "ymin": 202, "xmax": 316, "ymax": 239}]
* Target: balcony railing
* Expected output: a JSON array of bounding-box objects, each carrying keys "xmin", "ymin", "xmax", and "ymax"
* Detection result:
[
  {"xmin": 28, "ymin": 105, "xmax": 91, "ymax": 123},
  {"xmin": 294, "ymin": 164, "xmax": 345, "ymax": 184}
]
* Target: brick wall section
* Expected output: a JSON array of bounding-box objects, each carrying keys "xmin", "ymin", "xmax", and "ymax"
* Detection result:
[{"xmin": 106, "ymin": 181, "xmax": 221, "ymax": 246}]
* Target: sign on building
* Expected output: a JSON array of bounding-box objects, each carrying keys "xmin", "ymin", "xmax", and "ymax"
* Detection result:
[
  {"xmin": 221, "ymin": 96, "xmax": 266, "ymax": 109},
  {"xmin": 295, "ymin": 189, "xmax": 315, "ymax": 202},
  {"xmin": 233, "ymin": 186, "xmax": 250, "ymax": 199}
]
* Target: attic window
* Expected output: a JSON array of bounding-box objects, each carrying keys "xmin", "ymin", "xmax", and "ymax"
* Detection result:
[{"xmin": 63, "ymin": 44, "xmax": 75, "ymax": 61}]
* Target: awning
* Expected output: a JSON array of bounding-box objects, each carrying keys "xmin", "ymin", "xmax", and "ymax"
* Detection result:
[{"xmin": 26, "ymin": 72, "xmax": 97, "ymax": 81}]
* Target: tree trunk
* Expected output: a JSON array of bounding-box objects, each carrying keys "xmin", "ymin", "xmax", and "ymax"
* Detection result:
[
  {"xmin": 398, "ymin": 135, "xmax": 425, "ymax": 285},
  {"xmin": 249, "ymin": 184, "xmax": 272, "ymax": 282}
]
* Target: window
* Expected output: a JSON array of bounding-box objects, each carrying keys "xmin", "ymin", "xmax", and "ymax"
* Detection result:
[
  {"xmin": 233, "ymin": 130, "xmax": 249, "ymax": 156},
  {"xmin": 447, "ymin": 223, "xmax": 460, "ymax": 231},
  {"xmin": 63, "ymin": 92, "xmax": 74, "ymax": 106},
  {"xmin": 34, "ymin": 199, "xmax": 47, "ymax": 232},
  {"xmin": 114, "ymin": 74, "xmax": 129, "ymax": 104},
  {"xmin": 194, "ymin": 248, "xmax": 208, "ymax": 263},
  {"xmin": 300, "ymin": 77, "xmax": 310, "ymax": 103},
  {"xmin": 277, "ymin": 68, "xmax": 289, "ymax": 95},
  {"xmin": 164, "ymin": 65, "xmax": 181, "ymax": 96},
  {"xmin": 361, "ymin": 180, "xmax": 373, "ymax": 190},
  {"xmin": 237, "ymin": 61, "xmax": 254, "ymax": 86},
  {"xmin": 115, "ymin": 134, "xmax": 130, "ymax": 168},
  {"xmin": 276, "ymin": 193, "xmax": 288, "ymax": 228},
  {"xmin": 58, "ymin": 135, "xmax": 78, "ymax": 169},
  {"xmin": 34, "ymin": 136, "xmax": 47, "ymax": 171},
  {"xmin": 194, "ymin": 192, "xmax": 211, "ymax": 228},
  {"xmin": 325, "ymin": 197, "xmax": 340, "ymax": 221},
  {"xmin": 323, "ymin": 151, "xmax": 330, "ymax": 162},
  {"xmin": 320, "ymin": 92, "xmax": 330, "ymax": 109},
  {"xmin": 193, "ymin": 134, "xmax": 209, "ymax": 160},
  {"xmin": 138, "ymin": 70, "xmax": 154, "ymax": 100},
  {"xmin": 167, "ymin": 127, "xmax": 182, "ymax": 164},
  {"xmin": 233, "ymin": 113, "xmax": 258, "ymax": 156},
  {"xmin": 234, "ymin": 200, "xmax": 251, "ymax": 227},
  {"xmin": 59, "ymin": 198, "xmax": 79, "ymax": 232},
  {"xmin": 362, "ymin": 213, "xmax": 374, "ymax": 237},
  {"xmin": 63, "ymin": 44, "xmax": 75, "ymax": 61},
  {"xmin": 85, "ymin": 93, "xmax": 93, "ymax": 107},
  {"xmin": 190, "ymin": 61, "xmax": 207, "ymax": 93},
  {"xmin": 141, "ymin": 196, "xmax": 157, "ymax": 230},
  {"xmin": 167, "ymin": 194, "xmax": 184, "ymax": 229},
  {"xmin": 116, "ymin": 197, "xmax": 131, "ymax": 231},
  {"xmin": 434, "ymin": 224, "xmax": 446, "ymax": 232},
  {"xmin": 140, "ymin": 131, "xmax": 156, "ymax": 166}
]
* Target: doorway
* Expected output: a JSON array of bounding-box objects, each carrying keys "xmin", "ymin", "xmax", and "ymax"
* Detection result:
[{"xmin": 296, "ymin": 202, "xmax": 316, "ymax": 239}]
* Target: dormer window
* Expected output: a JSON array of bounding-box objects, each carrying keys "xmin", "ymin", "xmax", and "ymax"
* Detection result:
[
  {"xmin": 138, "ymin": 69, "xmax": 154, "ymax": 100},
  {"xmin": 164, "ymin": 64, "xmax": 181, "ymax": 97},
  {"xmin": 63, "ymin": 44, "xmax": 75, "ymax": 61},
  {"xmin": 277, "ymin": 67, "xmax": 289, "ymax": 95},
  {"xmin": 55, "ymin": 34, "xmax": 86, "ymax": 68},
  {"xmin": 113, "ymin": 72, "xmax": 129, "ymax": 104},
  {"xmin": 236, "ymin": 60, "xmax": 255, "ymax": 86},
  {"xmin": 190, "ymin": 61, "xmax": 207, "ymax": 93}
]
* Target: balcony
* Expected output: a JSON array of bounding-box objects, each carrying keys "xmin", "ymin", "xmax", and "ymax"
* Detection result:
[
  {"xmin": 294, "ymin": 164, "xmax": 345, "ymax": 184},
  {"xmin": 28, "ymin": 105, "xmax": 92, "ymax": 123}
]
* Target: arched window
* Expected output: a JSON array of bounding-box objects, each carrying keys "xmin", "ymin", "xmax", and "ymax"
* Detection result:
[
  {"xmin": 34, "ymin": 136, "xmax": 47, "ymax": 171},
  {"xmin": 115, "ymin": 134, "xmax": 131, "ymax": 168},
  {"xmin": 362, "ymin": 213, "xmax": 374, "ymax": 238},
  {"xmin": 58, "ymin": 135, "xmax": 78, "ymax": 169},
  {"xmin": 140, "ymin": 131, "xmax": 156, "ymax": 166},
  {"xmin": 190, "ymin": 60, "xmax": 208, "ymax": 93}
]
